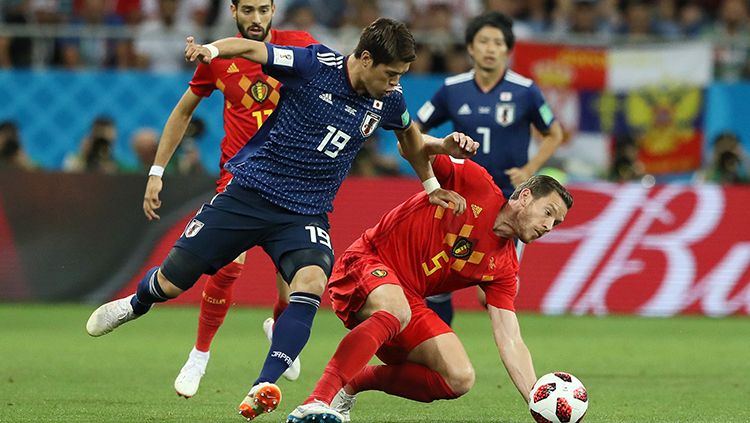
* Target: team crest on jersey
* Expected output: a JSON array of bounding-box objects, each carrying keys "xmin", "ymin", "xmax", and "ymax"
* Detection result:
[
  {"xmin": 496, "ymin": 103, "xmax": 515, "ymax": 127},
  {"xmin": 451, "ymin": 237, "xmax": 474, "ymax": 259},
  {"xmin": 250, "ymin": 81, "xmax": 270, "ymax": 102},
  {"xmin": 360, "ymin": 111, "xmax": 381, "ymax": 137},
  {"xmin": 371, "ymin": 269, "xmax": 388, "ymax": 278},
  {"xmin": 184, "ymin": 219, "xmax": 205, "ymax": 238}
]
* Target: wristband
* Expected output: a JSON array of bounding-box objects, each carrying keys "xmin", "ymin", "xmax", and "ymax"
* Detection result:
[
  {"xmin": 204, "ymin": 44, "xmax": 219, "ymax": 60},
  {"xmin": 422, "ymin": 177, "xmax": 440, "ymax": 194},
  {"xmin": 149, "ymin": 165, "xmax": 165, "ymax": 177}
]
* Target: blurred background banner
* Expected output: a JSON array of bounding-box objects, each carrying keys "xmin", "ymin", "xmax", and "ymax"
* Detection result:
[
  {"xmin": 513, "ymin": 40, "xmax": 711, "ymax": 178},
  {"xmin": 2, "ymin": 171, "xmax": 747, "ymax": 317}
]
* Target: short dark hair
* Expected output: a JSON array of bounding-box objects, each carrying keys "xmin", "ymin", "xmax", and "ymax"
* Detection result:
[
  {"xmin": 354, "ymin": 18, "xmax": 416, "ymax": 66},
  {"xmin": 510, "ymin": 175, "xmax": 574, "ymax": 209},
  {"xmin": 465, "ymin": 11, "xmax": 515, "ymax": 51},
  {"xmin": 232, "ymin": 0, "xmax": 273, "ymax": 5}
]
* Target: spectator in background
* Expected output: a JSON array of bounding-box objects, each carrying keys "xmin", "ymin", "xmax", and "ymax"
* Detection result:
[
  {"xmin": 349, "ymin": 136, "xmax": 400, "ymax": 177},
  {"xmin": 408, "ymin": 43, "xmax": 436, "ymax": 74},
  {"xmin": 552, "ymin": 0, "xmax": 613, "ymax": 40},
  {"xmin": 130, "ymin": 127, "xmax": 159, "ymax": 172},
  {"xmin": 701, "ymin": 132, "xmax": 750, "ymax": 184},
  {"xmin": 280, "ymin": 2, "xmax": 336, "ymax": 47},
  {"xmin": 0, "ymin": 121, "xmax": 35, "ymax": 170},
  {"xmin": 176, "ymin": 118, "xmax": 205, "ymax": 175},
  {"xmin": 64, "ymin": 115, "xmax": 120, "ymax": 174},
  {"xmin": 609, "ymin": 133, "xmax": 645, "ymax": 182},
  {"xmin": 0, "ymin": 0, "xmax": 33, "ymax": 68},
  {"xmin": 710, "ymin": 0, "xmax": 750, "ymax": 81},
  {"xmin": 57, "ymin": 0, "xmax": 130, "ymax": 69},
  {"xmin": 679, "ymin": 1, "xmax": 708, "ymax": 37},
  {"xmin": 135, "ymin": 0, "xmax": 196, "ymax": 72},
  {"xmin": 485, "ymin": 0, "xmax": 535, "ymax": 39}
]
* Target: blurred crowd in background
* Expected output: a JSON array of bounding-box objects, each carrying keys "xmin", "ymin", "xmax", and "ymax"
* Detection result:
[{"xmin": 1, "ymin": 0, "xmax": 749, "ymax": 184}]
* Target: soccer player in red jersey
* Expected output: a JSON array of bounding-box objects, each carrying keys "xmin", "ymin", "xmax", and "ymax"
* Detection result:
[
  {"xmin": 139, "ymin": 0, "xmax": 316, "ymax": 398},
  {"xmin": 286, "ymin": 136, "xmax": 573, "ymax": 422}
]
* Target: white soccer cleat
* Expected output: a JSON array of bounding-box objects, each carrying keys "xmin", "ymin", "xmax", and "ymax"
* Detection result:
[
  {"xmin": 330, "ymin": 389, "xmax": 357, "ymax": 422},
  {"xmin": 286, "ymin": 400, "xmax": 344, "ymax": 423},
  {"xmin": 174, "ymin": 348, "xmax": 210, "ymax": 398},
  {"xmin": 239, "ymin": 382, "xmax": 282, "ymax": 420},
  {"xmin": 86, "ymin": 294, "xmax": 140, "ymax": 337},
  {"xmin": 263, "ymin": 317, "xmax": 301, "ymax": 381}
]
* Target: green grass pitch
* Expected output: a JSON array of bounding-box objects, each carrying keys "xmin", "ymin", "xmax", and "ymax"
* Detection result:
[{"xmin": 1, "ymin": 304, "xmax": 749, "ymax": 422}]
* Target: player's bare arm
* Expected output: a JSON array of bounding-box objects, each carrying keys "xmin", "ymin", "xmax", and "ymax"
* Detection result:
[
  {"xmin": 184, "ymin": 36, "xmax": 269, "ymax": 65},
  {"xmin": 143, "ymin": 89, "xmax": 203, "ymax": 221},
  {"xmin": 396, "ymin": 124, "xmax": 468, "ymax": 215},
  {"xmin": 505, "ymin": 121, "xmax": 564, "ymax": 187},
  {"xmin": 488, "ymin": 304, "xmax": 537, "ymax": 403},
  {"xmin": 422, "ymin": 132, "xmax": 479, "ymax": 160}
]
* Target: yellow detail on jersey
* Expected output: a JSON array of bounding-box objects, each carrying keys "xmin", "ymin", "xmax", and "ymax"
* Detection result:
[
  {"xmin": 225, "ymin": 100, "xmax": 232, "ymax": 109},
  {"xmin": 443, "ymin": 232, "xmax": 457, "ymax": 246},
  {"xmin": 269, "ymin": 90, "xmax": 280, "ymax": 105},
  {"xmin": 468, "ymin": 251, "xmax": 485, "ymax": 264},
  {"xmin": 216, "ymin": 79, "xmax": 226, "ymax": 93},
  {"xmin": 434, "ymin": 207, "xmax": 445, "ymax": 219},
  {"xmin": 238, "ymin": 75, "xmax": 252, "ymax": 91},
  {"xmin": 267, "ymin": 77, "xmax": 280, "ymax": 88},
  {"xmin": 481, "ymin": 275, "xmax": 494, "ymax": 282},
  {"xmin": 241, "ymin": 93, "xmax": 255, "ymax": 109},
  {"xmin": 471, "ymin": 204, "xmax": 483, "ymax": 218},
  {"xmin": 227, "ymin": 63, "xmax": 240, "ymax": 73},
  {"xmin": 451, "ymin": 260, "xmax": 466, "ymax": 272},
  {"xmin": 252, "ymin": 109, "xmax": 274, "ymax": 127},
  {"xmin": 422, "ymin": 251, "xmax": 449, "ymax": 276},
  {"xmin": 459, "ymin": 224, "xmax": 474, "ymax": 237}
]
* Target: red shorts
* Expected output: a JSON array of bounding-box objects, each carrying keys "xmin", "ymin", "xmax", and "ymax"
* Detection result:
[{"xmin": 328, "ymin": 238, "xmax": 453, "ymax": 364}]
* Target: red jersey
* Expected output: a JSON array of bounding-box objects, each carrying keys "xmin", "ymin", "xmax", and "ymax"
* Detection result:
[
  {"xmin": 188, "ymin": 29, "xmax": 317, "ymax": 189},
  {"xmin": 363, "ymin": 155, "xmax": 519, "ymax": 311}
]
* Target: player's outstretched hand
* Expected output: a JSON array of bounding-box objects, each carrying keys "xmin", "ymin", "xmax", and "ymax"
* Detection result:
[
  {"xmin": 185, "ymin": 36, "xmax": 212, "ymax": 64},
  {"xmin": 505, "ymin": 166, "xmax": 532, "ymax": 188},
  {"xmin": 443, "ymin": 132, "xmax": 479, "ymax": 159},
  {"xmin": 143, "ymin": 176, "xmax": 163, "ymax": 221},
  {"xmin": 428, "ymin": 188, "xmax": 467, "ymax": 216}
]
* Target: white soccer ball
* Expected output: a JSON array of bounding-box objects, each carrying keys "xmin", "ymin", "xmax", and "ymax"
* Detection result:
[{"xmin": 528, "ymin": 372, "xmax": 588, "ymax": 423}]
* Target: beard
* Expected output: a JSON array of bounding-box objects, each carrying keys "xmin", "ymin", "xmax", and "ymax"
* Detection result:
[{"xmin": 237, "ymin": 18, "xmax": 273, "ymax": 41}]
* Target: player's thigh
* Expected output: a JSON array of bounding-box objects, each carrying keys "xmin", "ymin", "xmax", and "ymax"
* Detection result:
[
  {"xmin": 173, "ymin": 195, "xmax": 265, "ymax": 277},
  {"xmin": 263, "ymin": 216, "xmax": 334, "ymax": 293}
]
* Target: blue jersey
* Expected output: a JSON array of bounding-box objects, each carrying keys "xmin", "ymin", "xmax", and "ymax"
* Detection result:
[
  {"xmin": 226, "ymin": 43, "xmax": 411, "ymax": 215},
  {"xmin": 416, "ymin": 69, "xmax": 554, "ymax": 198}
]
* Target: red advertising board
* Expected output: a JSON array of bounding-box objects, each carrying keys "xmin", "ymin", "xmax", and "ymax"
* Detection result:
[
  {"xmin": 116, "ymin": 181, "xmax": 750, "ymax": 317},
  {"xmin": 512, "ymin": 41, "xmax": 607, "ymax": 91}
]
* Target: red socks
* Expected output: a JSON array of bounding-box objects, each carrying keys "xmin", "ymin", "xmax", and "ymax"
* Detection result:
[
  {"xmin": 272, "ymin": 298, "xmax": 289, "ymax": 322},
  {"xmin": 195, "ymin": 261, "xmax": 243, "ymax": 352},
  {"xmin": 348, "ymin": 362, "xmax": 459, "ymax": 403},
  {"xmin": 306, "ymin": 311, "xmax": 401, "ymax": 404}
]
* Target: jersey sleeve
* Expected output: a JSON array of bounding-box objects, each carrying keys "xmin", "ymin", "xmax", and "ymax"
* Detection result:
[
  {"xmin": 431, "ymin": 154, "xmax": 456, "ymax": 185},
  {"xmin": 481, "ymin": 275, "xmax": 518, "ymax": 311},
  {"xmin": 380, "ymin": 88, "xmax": 412, "ymax": 131},
  {"xmin": 416, "ymin": 84, "xmax": 450, "ymax": 131},
  {"xmin": 528, "ymin": 83, "xmax": 555, "ymax": 134},
  {"xmin": 188, "ymin": 63, "xmax": 216, "ymax": 97},
  {"xmin": 261, "ymin": 43, "xmax": 322, "ymax": 89}
]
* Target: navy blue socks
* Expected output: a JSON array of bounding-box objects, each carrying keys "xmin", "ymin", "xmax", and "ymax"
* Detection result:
[{"xmin": 130, "ymin": 267, "xmax": 170, "ymax": 315}]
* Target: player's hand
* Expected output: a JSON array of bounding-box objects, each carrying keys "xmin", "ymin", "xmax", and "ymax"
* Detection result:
[
  {"xmin": 505, "ymin": 166, "xmax": 532, "ymax": 188},
  {"xmin": 143, "ymin": 176, "xmax": 163, "ymax": 221},
  {"xmin": 185, "ymin": 36, "xmax": 212, "ymax": 64},
  {"xmin": 428, "ymin": 188, "xmax": 467, "ymax": 216},
  {"xmin": 443, "ymin": 132, "xmax": 479, "ymax": 159}
]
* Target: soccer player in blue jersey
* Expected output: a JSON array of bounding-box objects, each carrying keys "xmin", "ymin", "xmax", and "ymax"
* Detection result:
[
  {"xmin": 416, "ymin": 11, "xmax": 564, "ymax": 326},
  {"xmin": 85, "ymin": 18, "xmax": 478, "ymax": 421}
]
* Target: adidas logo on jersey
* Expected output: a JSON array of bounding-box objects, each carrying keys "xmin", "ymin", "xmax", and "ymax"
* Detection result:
[
  {"xmin": 319, "ymin": 92, "xmax": 333, "ymax": 104},
  {"xmin": 226, "ymin": 63, "xmax": 239, "ymax": 73},
  {"xmin": 458, "ymin": 104, "xmax": 472, "ymax": 115}
]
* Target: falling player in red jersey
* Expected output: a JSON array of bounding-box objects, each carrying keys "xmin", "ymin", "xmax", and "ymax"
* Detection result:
[
  {"xmin": 139, "ymin": 0, "xmax": 316, "ymax": 398},
  {"xmin": 286, "ymin": 136, "xmax": 573, "ymax": 422}
]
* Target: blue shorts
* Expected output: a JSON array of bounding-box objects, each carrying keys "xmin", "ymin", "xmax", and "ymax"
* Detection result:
[{"xmin": 174, "ymin": 181, "xmax": 334, "ymax": 275}]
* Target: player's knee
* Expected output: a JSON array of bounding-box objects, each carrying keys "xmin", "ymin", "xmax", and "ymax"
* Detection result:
[
  {"xmin": 289, "ymin": 265, "xmax": 327, "ymax": 295},
  {"xmin": 160, "ymin": 247, "xmax": 211, "ymax": 291},
  {"xmin": 445, "ymin": 365, "xmax": 476, "ymax": 397},
  {"xmin": 156, "ymin": 269, "xmax": 183, "ymax": 298},
  {"xmin": 279, "ymin": 248, "xmax": 333, "ymax": 294},
  {"xmin": 383, "ymin": 304, "xmax": 411, "ymax": 331}
]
